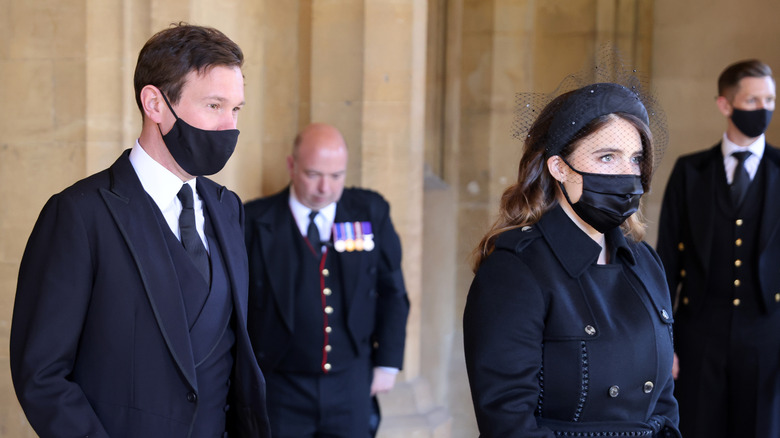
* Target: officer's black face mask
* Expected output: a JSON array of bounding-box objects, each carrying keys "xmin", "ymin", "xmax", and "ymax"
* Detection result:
[{"xmin": 731, "ymin": 107, "xmax": 773, "ymax": 139}]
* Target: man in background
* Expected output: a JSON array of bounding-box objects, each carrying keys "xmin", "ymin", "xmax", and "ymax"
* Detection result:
[
  {"xmin": 245, "ymin": 123, "xmax": 409, "ymax": 437},
  {"xmin": 657, "ymin": 59, "xmax": 780, "ymax": 438},
  {"xmin": 10, "ymin": 23, "xmax": 270, "ymax": 437}
]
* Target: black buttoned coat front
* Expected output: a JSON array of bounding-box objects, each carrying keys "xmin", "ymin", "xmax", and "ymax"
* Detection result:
[{"xmin": 464, "ymin": 206, "xmax": 680, "ymax": 438}]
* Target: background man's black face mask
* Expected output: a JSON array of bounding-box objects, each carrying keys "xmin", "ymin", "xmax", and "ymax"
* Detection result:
[
  {"xmin": 559, "ymin": 159, "xmax": 644, "ymax": 233},
  {"xmin": 731, "ymin": 107, "xmax": 773, "ymax": 138},
  {"xmin": 159, "ymin": 93, "xmax": 239, "ymax": 176}
]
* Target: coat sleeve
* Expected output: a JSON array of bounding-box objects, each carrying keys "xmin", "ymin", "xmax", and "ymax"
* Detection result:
[
  {"xmin": 463, "ymin": 249, "xmax": 554, "ymax": 438},
  {"xmin": 371, "ymin": 197, "xmax": 410, "ymax": 369},
  {"xmin": 9, "ymin": 194, "xmax": 110, "ymax": 438},
  {"xmin": 656, "ymin": 158, "xmax": 686, "ymax": 307}
]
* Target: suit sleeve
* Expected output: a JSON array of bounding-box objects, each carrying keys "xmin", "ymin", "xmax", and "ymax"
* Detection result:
[
  {"xmin": 463, "ymin": 250, "xmax": 554, "ymax": 438},
  {"xmin": 9, "ymin": 194, "xmax": 110, "ymax": 437},
  {"xmin": 656, "ymin": 159, "xmax": 686, "ymax": 307},
  {"xmin": 371, "ymin": 198, "xmax": 410, "ymax": 369}
]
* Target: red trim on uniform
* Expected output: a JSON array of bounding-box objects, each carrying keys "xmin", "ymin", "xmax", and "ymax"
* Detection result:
[{"xmin": 319, "ymin": 251, "xmax": 330, "ymax": 373}]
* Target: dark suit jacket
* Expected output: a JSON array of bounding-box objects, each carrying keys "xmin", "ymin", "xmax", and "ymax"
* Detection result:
[
  {"xmin": 10, "ymin": 151, "xmax": 270, "ymax": 438},
  {"xmin": 244, "ymin": 187, "xmax": 409, "ymax": 372},
  {"xmin": 464, "ymin": 206, "xmax": 680, "ymax": 438},
  {"xmin": 657, "ymin": 143, "xmax": 780, "ymax": 315}
]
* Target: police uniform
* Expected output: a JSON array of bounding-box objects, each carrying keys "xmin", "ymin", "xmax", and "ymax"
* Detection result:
[
  {"xmin": 464, "ymin": 205, "xmax": 681, "ymax": 438},
  {"xmin": 657, "ymin": 143, "xmax": 780, "ymax": 438},
  {"xmin": 244, "ymin": 187, "xmax": 409, "ymax": 437}
]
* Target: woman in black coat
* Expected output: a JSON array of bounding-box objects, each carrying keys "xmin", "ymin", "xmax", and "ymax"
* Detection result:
[{"xmin": 463, "ymin": 82, "xmax": 681, "ymax": 437}]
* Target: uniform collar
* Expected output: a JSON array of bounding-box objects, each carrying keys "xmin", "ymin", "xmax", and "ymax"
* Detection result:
[{"xmin": 536, "ymin": 205, "xmax": 636, "ymax": 278}]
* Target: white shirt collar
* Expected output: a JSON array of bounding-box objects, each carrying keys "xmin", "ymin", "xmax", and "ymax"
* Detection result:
[
  {"xmin": 129, "ymin": 140, "xmax": 197, "ymax": 208},
  {"xmin": 288, "ymin": 186, "xmax": 337, "ymax": 241},
  {"xmin": 721, "ymin": 132, "xmax": 765, "ymax": 160}
]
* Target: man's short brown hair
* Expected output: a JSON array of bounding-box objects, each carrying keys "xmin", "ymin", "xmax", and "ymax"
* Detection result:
[
  {"xmin": 718, "ymin": 59, "xmax": 773, "ymax": 100},
  {"xmin": 133, "ymin": 22, "xmax": 244, "ymax": 115}
]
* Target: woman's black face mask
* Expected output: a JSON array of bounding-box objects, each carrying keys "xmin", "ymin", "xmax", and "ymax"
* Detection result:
[{"xmin": 558, "ymin": 158, "xmax": 644, "ymax": 233}]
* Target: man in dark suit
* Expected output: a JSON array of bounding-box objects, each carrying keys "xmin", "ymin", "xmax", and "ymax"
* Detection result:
[
  {"xmin": 657, "ymin": 59, "xmax": 780, "ymax": 438},
  {"xmin": 10, "ymin": 23, "xmax": 270, "ymax": 438},
  {"xmin": 244, "ymin": 123, "xmax": 410, "ymax": 437}
]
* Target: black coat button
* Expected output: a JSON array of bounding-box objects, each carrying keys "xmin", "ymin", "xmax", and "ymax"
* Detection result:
[{"xmin": 186, "ymin": 392, "xmax": 197, "ymax": 403}]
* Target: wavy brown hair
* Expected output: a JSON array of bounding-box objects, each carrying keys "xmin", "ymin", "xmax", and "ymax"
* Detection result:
[{"xmin": 472, "ymin": 92, "xmax": 654, "ymax": 272}]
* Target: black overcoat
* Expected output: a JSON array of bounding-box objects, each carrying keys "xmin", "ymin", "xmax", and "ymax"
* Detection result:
[{"xmin": 464, "ymin": 205, "xmax": 680, "ymax": 438}]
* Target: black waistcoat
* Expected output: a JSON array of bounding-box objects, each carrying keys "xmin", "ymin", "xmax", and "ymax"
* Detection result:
[
  {"xmin": 707, "ymin": 158, "xmax": 766, "ymax": 316},
  {"xmin": 275, "ymin": 219, "xmax": 356, "ymax": 373},
  {"xmin": 153, "ymin": 199, "xmax": 235, "ymax": 437}
]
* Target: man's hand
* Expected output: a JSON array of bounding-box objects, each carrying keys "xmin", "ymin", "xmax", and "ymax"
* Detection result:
[
  {"xmin": 672, "ymin": 353, "xmax": 679, "ymax": 380},
  {"xmin": 370, "ymin": 367, "xmax": 397, "ymax": 395}
]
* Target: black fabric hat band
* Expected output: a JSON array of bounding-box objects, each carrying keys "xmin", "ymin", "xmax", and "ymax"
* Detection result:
[{"xmin": 545, "ymin": 82, "xmax": 649, "ymax": 157}]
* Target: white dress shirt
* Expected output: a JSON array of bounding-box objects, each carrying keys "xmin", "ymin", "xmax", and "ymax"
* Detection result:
[
  {"xmin": 128, "ymin": 140, "xmax": 209, "ymax": 251},
  {"xmin": 288, "ymin": 188, "xmax": 336, "ymax": 253},
  {"xmin": 721, "ymin": 132, "xmax": 765, "ymax": 184}
]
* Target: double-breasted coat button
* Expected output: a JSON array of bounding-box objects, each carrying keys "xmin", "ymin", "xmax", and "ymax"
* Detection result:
[
  {"xmin": 733, "ymin": 299, "xmax": 741, "ymax": 307},
  {"xmin": 661, "ymin": 309, "xmax": 670, "ymax": 320},
  {"xmin": 608, "ymin": 385, "xmax": 620, "ymax": 397},
  {"xmin": 324, "ymin": 306, "xmax": 334, "ymax": 314},
  {"xmin": 186, "ymin": 392, "xmax": 197, "ymax": 403},
  {"xmin": 584, "ymin": 325, "xmax": 596, "ymax": 336},
  {"xmin": 643, "ymin": 381, "xmax": 654, "ymax": 393}
]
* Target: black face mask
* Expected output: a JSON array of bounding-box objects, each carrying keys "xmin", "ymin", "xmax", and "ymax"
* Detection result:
[
  {"xmin": 159, "ymin": 93, "xmax": 239, "ymax": 176},
  {"xmin": 558, "ymin": 159, "xmax": 644, "ymax": 233},
  {"xmin": 731, "ymin": 108, "xmax": 773, "ymax": 138}
]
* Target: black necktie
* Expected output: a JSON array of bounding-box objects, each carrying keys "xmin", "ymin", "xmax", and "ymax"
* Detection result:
[
  {"xmin": 730, "ymin": 151, "xmax": 751, "ymax": 207},
  {"xmin": 307, "ymin": 210, "xmax": 321, "ymax": 257},
  {"xmin": 177, "ymin": 184, "xmax": 210, "ymax": 284}
]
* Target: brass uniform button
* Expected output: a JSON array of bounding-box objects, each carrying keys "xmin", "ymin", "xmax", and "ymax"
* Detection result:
[
  {"xmin": 735, "ymin": 259, "xmax": 742, "ymax": 267},
  {"xmin": 323, "ymin": 287, "xmax": 332, "ymax": 296},
  {"xmin": 734, "ymin": 279, "xmax": 741, "ymax": 287},
  {"xmin": 324, "ymin": 345, "xmax": 332, "ymax": 352},
  {"xmin": 325, "ymin": 326, "xmax": 332, "ymax": 333},
  {"xmin": 680, "ymin": 269, "xmax": 686, "ymax": 278},
  {"xmin": 324, "ymin": 306, "xmax": 333, "ymax": 314},
  {"xmin": 682, "ymin": 297, "xmax": 690, "ymax": 305},
  {"xmin": 776, "ymin": 293, "xmax": 780, "ymax": 303},
  {"xmin": 736, "ymin": 219, "xmax": 743, "ymax": 226},
  {"xmin": 733, "ymin": 298, "xmax": 741, "ymax": 307},
  {"xmin": 643, "ymin": 381, "xmax": 654, "ymax": 393},
  {"xmin": 322, "ymin": 268, "xmax": 330, "ymax": 277},
  {"xmin": 678, "ymin": 242, "xmax": 685, "ymax": 251},
  {"xmin": 735, "ymin": 238, "xmax": 743, "ymax": 247},
  {"xmin": 323, "ymin": 363, "xmax": 332, "ymax": 371}
]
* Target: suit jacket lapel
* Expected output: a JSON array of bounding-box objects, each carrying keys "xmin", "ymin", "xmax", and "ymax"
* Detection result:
[
  {"xmin": 100, "ymin": 152, "xmax": 197, "ymax": 389},
  {"xmin": 253, "ymin": 189, "xmax": 298, "ymax": 332},
  {"xmin": 687, "ymin": 146, "xmax": 722, "ymax": 273},
  {"xmin": 759, "ymin": 146, "xmax": 780, "ymax": 250},
  {"xmin": 197, "ymin": 179, "xmax": 249, "ymax": 323}
]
